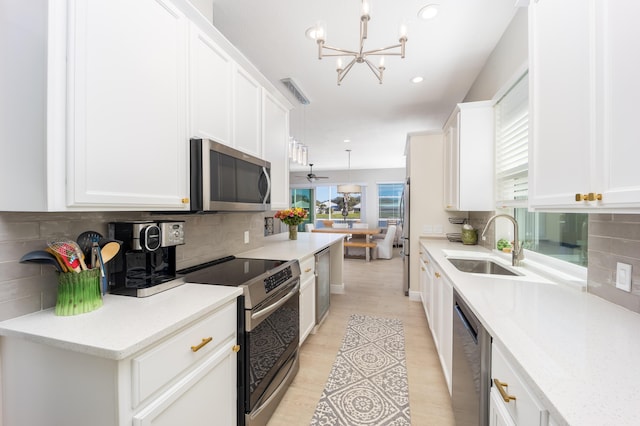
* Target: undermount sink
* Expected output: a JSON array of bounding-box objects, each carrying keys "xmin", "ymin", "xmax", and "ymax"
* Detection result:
[{"xmin": 447, "ymin": 257, "xmax": 520, "ymax": 276}]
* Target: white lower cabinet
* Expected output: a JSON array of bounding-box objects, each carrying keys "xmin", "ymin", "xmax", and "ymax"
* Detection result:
[
  {"xmin": 0, "ymin": 300, "xmax": 238, "ymax": 426},
  {"xmin": 132, "ymin": 337, "xmax": 236, "ymax": 426},
  {"xmin": 490, "ymin": 343, "xmax": 548, "ymax": 426},
  {"xmin": 299, "ymin": 255, "xmax": 316, "ymax": 345},
  {"xmin": 489, "ymin": 387, "xmax": 516, "ymax": 426},
  {"xmin": 421, "ymin": 245, "xmax": 452, "ymax": 394}
]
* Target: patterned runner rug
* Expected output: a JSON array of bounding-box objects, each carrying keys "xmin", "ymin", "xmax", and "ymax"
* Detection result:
[{"xmin": 310, "ymin": 314, "xmax": 411, "ymax": 425}]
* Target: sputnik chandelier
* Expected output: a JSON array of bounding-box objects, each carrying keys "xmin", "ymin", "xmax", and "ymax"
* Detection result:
[{"xmin": 311, "ymin": 0, "xmax": 408, "ymax": 85}]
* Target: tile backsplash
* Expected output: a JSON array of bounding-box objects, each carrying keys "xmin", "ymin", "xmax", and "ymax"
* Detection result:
[
  {"xmin": 587, "ymin": 214, "xmax": 640, "ymax": 313},
  {"xmin": 0, "ymin": 211, "xmax": 266, "ymax": 321}
]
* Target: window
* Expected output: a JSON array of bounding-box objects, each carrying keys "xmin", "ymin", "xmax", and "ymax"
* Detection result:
[
  {"xmin": 377, "ymin": 183, "xmax": 403, "ymax": 226},
  {"xmin": 494, "ymin": 72, "xmax": 588, "ymax": 267},
  {"xmin": 290, "ymin": 188, "xmax": 314, "ymax": 229},
  {"xmin": 314, "ymin": 186, "xmax": 363, "ymax": 226}
]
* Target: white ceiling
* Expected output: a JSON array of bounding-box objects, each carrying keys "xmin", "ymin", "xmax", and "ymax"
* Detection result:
[{"xmin": 209, "ymin": 0, "xmax": 518, "ymax": 172}]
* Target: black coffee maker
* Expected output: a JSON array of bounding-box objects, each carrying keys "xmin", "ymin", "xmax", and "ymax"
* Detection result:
[{"xmin": 108, "ymin": 221, "xmax": 185, "ymax": 297}]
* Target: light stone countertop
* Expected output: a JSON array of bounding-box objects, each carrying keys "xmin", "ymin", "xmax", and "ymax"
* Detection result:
[
  {"xmin": 0, "ymin": 232, "xmax": 340, "ymax": 362},
  {"xmin": 238, "ymin": 231, "xmax": 345, "ymax": 260},
  {"xmin": 0, "ymin": 284, "xmax": 242, "ymax": 360},
  {"xmin": 421, "ymin": 238, "xmax": 640, "ymax": 426}
]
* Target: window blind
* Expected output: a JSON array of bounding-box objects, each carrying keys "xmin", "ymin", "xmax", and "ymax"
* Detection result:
[{"xmin": 495, "ymin": 73, "xmax": 529, "ymax": 207}]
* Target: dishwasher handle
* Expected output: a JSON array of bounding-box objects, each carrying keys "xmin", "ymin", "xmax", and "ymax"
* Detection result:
[{"xmin": 455, "ymin": 302, "xmax": 478, "ymax": 344}]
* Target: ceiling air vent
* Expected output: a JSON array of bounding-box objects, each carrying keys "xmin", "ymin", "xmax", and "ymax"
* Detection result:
[{"xmin": 280, "ymin": 78, "xmax": 310, "ymax": 105}]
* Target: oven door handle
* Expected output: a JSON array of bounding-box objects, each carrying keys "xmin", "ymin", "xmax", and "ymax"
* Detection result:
[{"xmin": 251, "ymin": 281, "xmax": 300, "ymax": 322}]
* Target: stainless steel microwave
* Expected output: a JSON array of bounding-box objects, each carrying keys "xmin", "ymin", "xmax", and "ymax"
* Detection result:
[{"xmin": 190, "ymin": 138, "xmax": 271, "ymax": 212}]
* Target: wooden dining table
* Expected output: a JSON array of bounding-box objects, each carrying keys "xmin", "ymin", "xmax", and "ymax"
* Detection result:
[{"xmin": 312, "ymin": 227, "xmax": 381, "ymax": 261}]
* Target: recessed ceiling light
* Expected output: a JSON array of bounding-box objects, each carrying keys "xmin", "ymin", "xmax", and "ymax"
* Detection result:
[
  {"xmin": 411, "ymin": 76, "xmax": 424, "ymax": 83},
  {"xmin": 418, "ymin": 4, "xmax": 439, "ymax": 20},
  {"xmin": 344, "ymin": 139, "xmax": 351, "ymax": 143}
]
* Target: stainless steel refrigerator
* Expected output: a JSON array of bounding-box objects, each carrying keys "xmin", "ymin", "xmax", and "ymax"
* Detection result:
[{"xmin": 401, "ymin": 177, "xmax": 410, "ymax": 296}]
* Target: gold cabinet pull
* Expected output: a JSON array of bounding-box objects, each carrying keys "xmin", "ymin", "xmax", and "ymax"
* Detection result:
[
  {"xmin": 588, "ymin": 192, "xmax": 603, "ymax": 201},
  {"xmin": 304, "ymin": 268, "xmax": 312, "ymax": 273},
  {"xmin": 421, "ymin": 267, "xmax": 425, "ymax": 271},
  {"xmin": 232, "ymin": 344, "xmax": 241, "ymax": 353},
  {"xmin": 181, "ymin": 197, "xmax": 190, "ymax": 204},
  {"xmin": 435, "ymin": 272, "xmax": 441, "ymax": 278},
  {"xmin": 494, "ymin": 378, "xmax": 516, "ymax": 403},
  {"xmin": 575, "ymin": 193, "xmax": 588, "ymax": 201},
  {"xmin": 191, "ymin": 337, "xmax": 213, "ymax": 352}
]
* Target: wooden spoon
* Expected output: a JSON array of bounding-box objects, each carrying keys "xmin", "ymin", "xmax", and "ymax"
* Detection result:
[{"xmin": 100, "ymin": 242, "xmax": 121, "ymax": 264}]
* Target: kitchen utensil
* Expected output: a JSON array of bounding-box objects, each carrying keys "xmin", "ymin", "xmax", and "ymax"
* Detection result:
[
  {"xmin": 47, "ymin": 241, "xmax": 82, "ymax": 272},
  {"xmin": 45, "ymin": 248, "xmax": 69, "ymax": 273},
  {"xmin": 94, "ymin": 244, "xmax": 108, "ymax": 295},
  {"xmin": 77, "ymin": 231, "xmax": 103, "ymax": 266},
  {"xmin": 100, "ymin": 241, "xmax": 121, "ymax": 264},
  {"xmin": 19, "ymin": 250, "xmax": 64, "ymax": 273}
]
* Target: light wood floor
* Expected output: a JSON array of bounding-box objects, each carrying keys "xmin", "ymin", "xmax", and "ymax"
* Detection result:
[{"xmin": 267, "ymin": 250, "xmax": 455, "ymax": 425}]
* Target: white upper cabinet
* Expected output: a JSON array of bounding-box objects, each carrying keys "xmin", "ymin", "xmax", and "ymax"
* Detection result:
[
  {"xmin": 2, "ymin": 0, "xmax": 289, "ymax": 212},
  {"xmin": 67, "ymin": 0, "xmax": 190, "ymax": 210},
  {"xmin": 529, "ymin": 0, "xmax": 640, "ymax": 212},
  {"xmin": 233, "ymin": 67, "xmax": 263, "ymax": 157},
  {"xmin": 443, "ymin": 101, "xmax": 494, "ymax": 212},
  {"xmin": 262, "ymin": 91, "xmax": 290, "ymax": 210},
  {"xmin": 189, "ymin": 24, "xmax": 232, "ymax": 145}
]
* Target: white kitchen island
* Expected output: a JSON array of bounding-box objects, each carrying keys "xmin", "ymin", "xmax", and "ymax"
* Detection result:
[{"xmin": 239, "ymin": 231, "xmax": 345, "ymax": 294}]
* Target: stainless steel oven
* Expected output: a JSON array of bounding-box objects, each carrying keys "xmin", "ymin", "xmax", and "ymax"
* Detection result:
[{"xmin": 181, "ymin": 257, "xmax": 300, "ymax": 426}]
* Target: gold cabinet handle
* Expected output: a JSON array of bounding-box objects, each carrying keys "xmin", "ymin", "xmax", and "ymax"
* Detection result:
[
  {"xmin": 181, "ymin": 197, "xmax": 190, "ymax": 204},
  {"xmin": 575, "ymin": 193, "xmax": 588, "ymax": 201},
  {"xmin": 191, "ymin": 337, "xmax": 213, "ymax": 352},
  {"xmin": 494, "ymin": 378, "xmax": 516, "ymax": 403},
  {"xmin": 588, "ymin": 192, "xmax": 603, "ymax": 201},
  {"xmin": 435, "ymin": 272, "xmax": 441, "ymax": 278},
  {"xmin": 304, "ymin": 268, "xmax": 312, "ymax": 273},
  {"xmin": 421, "ymin": 267, "xmax": 425, "ymax": 271},
  {"xmin": 232, "ymin": 344, "xmax": 240, "ymax": 353}
]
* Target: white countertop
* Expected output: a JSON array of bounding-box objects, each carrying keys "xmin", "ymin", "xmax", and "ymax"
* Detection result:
[
  {"xmin": 0, "ymin": 284, "xmax": 242, "ymax": 360},
  {"xmin": 421, "ymin": 238, "xmax": 640, "ymax": 426},
  {"xmin": 238, "ymin": 231, "xmax": 345, "ymax": 260}
]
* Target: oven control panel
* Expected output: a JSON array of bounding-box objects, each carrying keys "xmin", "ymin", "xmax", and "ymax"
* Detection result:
[{"xmin": 264, "ymin": 266, "xmax": 293, "ymax": 293}]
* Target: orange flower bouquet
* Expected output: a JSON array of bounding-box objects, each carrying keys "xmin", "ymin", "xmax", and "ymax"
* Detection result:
[{"xmin": 275, "ymin": 208, "xmax": 308, "ymax": 239}]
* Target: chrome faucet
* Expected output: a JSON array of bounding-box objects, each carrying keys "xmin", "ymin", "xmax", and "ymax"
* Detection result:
[{"xmin": 481, "ymin": 214, "xmax": 524, "ymax": 266}]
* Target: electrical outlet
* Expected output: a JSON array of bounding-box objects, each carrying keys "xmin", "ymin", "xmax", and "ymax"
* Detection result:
[
  {"xmin": 434, "ymin": 224, "xmax": 443, "ymax": 234},
  {"xmin": 616, "ymin": 262, "xmax": 632, "ymax": 292},
  {"xmin": 423, "ymin": 225, "xmax": 433, "ymax": 234},
  {"xmin": 244, "ymin": 231, "xmax": 250, "ymax": 244}
]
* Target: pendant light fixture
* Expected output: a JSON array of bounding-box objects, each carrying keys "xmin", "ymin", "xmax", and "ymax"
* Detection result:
[
  {"xmin": 337, "ymin": 149, "xmax": 361, "ymax": 194},
  {"xmin": 310, "ymin": 0, "xmax": 408, "ymax": 85}
]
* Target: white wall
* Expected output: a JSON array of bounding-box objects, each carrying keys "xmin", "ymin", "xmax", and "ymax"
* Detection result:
[
  {"xmin": 464, "ymin": 8, "xmax": 528, "ymax": 103},
  {"xmin": 290, "ymin": 168, "xmax": 405, "ymax": 227}
]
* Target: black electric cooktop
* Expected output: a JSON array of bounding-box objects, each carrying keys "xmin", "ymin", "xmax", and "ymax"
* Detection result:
[{"xmin": 179, "ymin": 256, "xmax": 287, "ymax": 287}]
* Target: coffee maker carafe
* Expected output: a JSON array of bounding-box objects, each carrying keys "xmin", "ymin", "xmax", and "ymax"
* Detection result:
[{"xmin": 108, "ymin": 221, "xmax": 185, "ymax": 297}]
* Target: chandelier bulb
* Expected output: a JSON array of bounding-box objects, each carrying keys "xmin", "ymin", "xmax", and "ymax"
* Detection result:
[{"xmin": 361, "ymin": 0, "xmax": 370, "ymax": 18}]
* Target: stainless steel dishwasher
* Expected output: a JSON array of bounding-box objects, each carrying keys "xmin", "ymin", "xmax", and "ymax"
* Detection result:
[
  {"xmin": 452, "ymin": 289, "xmax": 491, "ymax": 426},
  {"xmin": 315, "ymin": 247, "xmax": 331, "ymax": 325}
]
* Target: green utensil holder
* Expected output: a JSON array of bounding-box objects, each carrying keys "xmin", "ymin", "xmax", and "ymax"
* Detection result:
[{"xmin": 55, "ymin": 268, "xmax": 103, "ymax": 316}]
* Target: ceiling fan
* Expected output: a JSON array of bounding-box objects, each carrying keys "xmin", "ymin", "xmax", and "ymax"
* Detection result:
[{"xmin": 300, "ymin": 164, "xmax": 329, "ymax": 182}]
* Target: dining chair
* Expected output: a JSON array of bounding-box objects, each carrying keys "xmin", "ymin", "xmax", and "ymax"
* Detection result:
[{"xmin": 374, "ymin": 225, "xmax": 397, "ymax": 260}]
